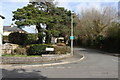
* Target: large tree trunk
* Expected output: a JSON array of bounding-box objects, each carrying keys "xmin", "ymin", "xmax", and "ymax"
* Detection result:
[
  {"xmin": 45, "ymin": 32, "xmax": 51, "ymax": 44},
  {"xmin": 45, "ymin": 26, "xmax": 51, "ymax": 44},
  {"xmin": 36, "ymin": 25, "xmax": 43, "ymax": 44}
]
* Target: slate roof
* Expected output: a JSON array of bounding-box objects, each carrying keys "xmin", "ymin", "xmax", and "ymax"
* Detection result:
[
  {"xmin": 0, "ymin": 15, "xmax": 5, "ymax": 19},
  {"xmin": 3, "ymin": 26, "xmax": 26, "ymax": 32}
]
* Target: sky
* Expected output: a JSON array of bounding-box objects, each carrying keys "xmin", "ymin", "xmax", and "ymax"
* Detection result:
[{"xmin": 0, "ymin": 0, "xmax": 119, "ymax": 33}]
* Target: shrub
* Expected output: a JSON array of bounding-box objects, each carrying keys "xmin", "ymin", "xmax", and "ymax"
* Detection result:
[
  {"xmin": 3, "ymin": 36, "xmax": 9, "ymax": 43},
  {"xmin": 75, "ymin": 37, "xmax": 82, "ymax": 46},
  {"xmin": 9, "ymin": 32, "xmax": 38, "ymax": 46},
  {"xmin": 14, "ymin": 47, "xmax": 27, "ymax": 55},
  {"xmin": 102, "ymin": 26, "xmax": 120, "ymax": 52},
  {"xmin": 92, "ymin": 35, "xmax": 105, "ymax": 48},
  {"xmin": 27, "ymin": 44, "xmax": 53, "ymax": 55},
  {"xmin": 56, "ymin": 43, "xmax": 66, "ymax": 46},
  {"xmin": 54, "ymin": 46, "xmax": 70, "ymax": 54},
  {"xmin": 9, "ymin": 32, "xmax": 27, "ymax": 45},
  {"xmin": 106, "ymin": 26, "xmax": 120, "ymax": 38},
  {"xmin": 66, "ymin": 46, "xmax": 71, "ymax": 53}
]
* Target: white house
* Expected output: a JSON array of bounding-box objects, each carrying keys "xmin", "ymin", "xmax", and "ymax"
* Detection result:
[
  {"xmin": 0, "ymin": 15, "xmax": 5, "ymax": 56},
  {"xmin": 3, "ymin": 25, "xmax": 27, "ymax": 36}
]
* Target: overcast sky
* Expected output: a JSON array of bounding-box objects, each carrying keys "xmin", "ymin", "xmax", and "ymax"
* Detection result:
[{"xmin": 0, "ymin": 0, "xmax": 119, "ymax": 33}]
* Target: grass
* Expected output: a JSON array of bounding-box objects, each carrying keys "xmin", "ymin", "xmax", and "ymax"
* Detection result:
[{"xmin": 2, "ymin": 54, "xmax": 42, "ymax": 57}]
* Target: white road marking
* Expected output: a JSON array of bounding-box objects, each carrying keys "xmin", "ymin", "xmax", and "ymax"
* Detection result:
[{"xmin": 112, "ymin": 59, "xmax": 118, "ymax": 62}]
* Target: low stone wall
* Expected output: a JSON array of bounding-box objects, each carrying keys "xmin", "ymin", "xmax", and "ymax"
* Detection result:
[
  {"xmin": 1, "ymin": 54, "xmax": 72, "ymax": 64},
  {"xmin": 2, "ymin": 43, "xmax": 19, "ymax": 55}
]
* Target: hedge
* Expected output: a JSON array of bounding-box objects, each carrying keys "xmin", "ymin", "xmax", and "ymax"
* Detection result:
[
  {"xmin": 54, "ymin": 46, "xmax": 71, "ymax": 54},
  {"xmin": 9, "ymin": 32, "xmax": 27, "ymax": 45},
  {"xmin": 9, "ymin": 32, "xmax": 38, "ymax": 45},
  {"xmin": 27, "ymin": 44, "xmax": 53, "ymax": 55}
]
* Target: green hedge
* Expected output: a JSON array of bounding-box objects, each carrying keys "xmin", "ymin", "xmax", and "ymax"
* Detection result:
[
  {"xmin": 27, "ymin": 44, "xmax": 70, "ymax": 55},
  {"xmin": 9, "ymin": 32, "xmax": 38, "ymax": 45},
  {"xmin": 27, "ymin": 44, "xmax": 53, "ymax": 55},
  {"xmin": 9, "ymin": 32, "xmax": 27, "ymax": 45}
]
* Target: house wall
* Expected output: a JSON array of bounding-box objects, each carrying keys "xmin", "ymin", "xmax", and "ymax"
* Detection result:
[
  {"xmin": 3, "ymin": 31, "xmax": 26, "ymax": 36},
  {"xmin": 3, "ymin": 31, "xmax": 11, "ymax": 36},
  {"xmin": 0, "ymin": 17, "xmax": 3, "ymax": 56},
  {"xmin": 0, "ymin": 17, "xmax": 3, "ymax": 45}
]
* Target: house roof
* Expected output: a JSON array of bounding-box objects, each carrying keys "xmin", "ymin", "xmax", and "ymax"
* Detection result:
[
  {"xmin": 3, "ymin": 26, "xmax": 26, "ymax": 32},
  {"xmin": 0, "ymin": 15, "xmax": 5, "ymax": 19}
]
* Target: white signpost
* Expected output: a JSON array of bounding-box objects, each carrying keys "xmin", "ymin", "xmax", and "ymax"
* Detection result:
[{"xmin": 46, "ymin": 48, "xmax": 54, "ymax": 51}]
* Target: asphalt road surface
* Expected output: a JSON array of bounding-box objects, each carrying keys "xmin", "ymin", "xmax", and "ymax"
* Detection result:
[{"xmin": 1, "ymin": 48, "xmax": 119, "ymax": 79}]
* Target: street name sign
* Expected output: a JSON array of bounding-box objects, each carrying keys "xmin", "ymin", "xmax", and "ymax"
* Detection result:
[{"xmin": 70, "ymin": 36, "xmax": 74, "ymax": 40}]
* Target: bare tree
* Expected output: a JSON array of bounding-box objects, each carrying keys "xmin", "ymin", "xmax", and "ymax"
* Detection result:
[{"xmin": 75, "ymin": 6, "xmax": 118, "ymax": 40}]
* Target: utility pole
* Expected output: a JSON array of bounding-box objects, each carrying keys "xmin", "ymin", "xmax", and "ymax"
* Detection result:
[{"xmin": 70, "ymin": 12, "xmax": 74, "ymax": 56}]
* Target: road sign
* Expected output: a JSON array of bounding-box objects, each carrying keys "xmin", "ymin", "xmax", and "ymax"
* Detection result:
[
  {"xmin": 70, "ymin": 36, "xmax": 74, "ymax": 40},
  {"xmin": 46, "ymin": 48, "xmax": 54, "ymax": 51}
]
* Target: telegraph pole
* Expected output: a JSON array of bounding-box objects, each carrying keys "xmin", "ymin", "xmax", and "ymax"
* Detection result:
[{"xmin": 70, "ymin": 12, "xmax": 74, "ymax": 56}]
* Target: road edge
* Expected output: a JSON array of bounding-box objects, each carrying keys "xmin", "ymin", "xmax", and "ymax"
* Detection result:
[{"xmin": 1, "ymin": 54, "xmax": 85, "ymax": 69}]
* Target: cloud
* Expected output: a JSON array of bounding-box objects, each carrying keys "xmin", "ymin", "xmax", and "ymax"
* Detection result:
[{"xmin": 55, "ymin": 0, "xmax": 118, "ymax": 14}]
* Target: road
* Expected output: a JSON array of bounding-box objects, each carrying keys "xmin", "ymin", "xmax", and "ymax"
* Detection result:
[{"xmin": 1, "ymin": 48, "xmax": 118, "ymax": 79}]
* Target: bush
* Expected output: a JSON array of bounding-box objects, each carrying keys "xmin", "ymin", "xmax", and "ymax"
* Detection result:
[
  {"xmin": 75, "ymin": 37, "xmax": 82, "ymax": 46},
  {"xmin": 66, "ymin": 46, "xmax": 71, "ymax": 53},
  {"xmin": 102, "ymin": 26, "xmax": 120, "ymax": 52},
  {"xmin": 14, "ymin": 47, "xmax": 27, "ymax": 55},
  {"xmin": 9, "ymin": 32, "xmax": 27, "ymax": 45},
  {"xmin": 92, "ymin": 35, "xmax": 105, "ymax": 48},
  {"xmin": 27, "ymin": 44, "xmax": 53, "ymax": 55},
  {"xmin": 3, "ymin": 36, "xmax": 9, "ymax": 43},
  {"xmin": 54, "ymin": 46, "xmax": 70, "ymax": 54},
  {"xmin": 56, "ymin": 43, "xmax": 66, "ymax": 46},
  {"xmin": 9, "ymin": 32, "xmax": 38, "ymax": 46}
]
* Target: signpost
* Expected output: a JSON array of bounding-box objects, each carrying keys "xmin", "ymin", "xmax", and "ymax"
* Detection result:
[
  {"xmin": 70, "ymin": 36, "xmax": 74, "ymax": 40},
  {"xmin": 46, "ymin": 48, "xmax": 54, "ymax": 51}
]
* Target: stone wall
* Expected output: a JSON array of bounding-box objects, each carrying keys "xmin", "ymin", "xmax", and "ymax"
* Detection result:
[
  {"xmin": 1, "ymin": 54, "xmax": 72, "ymax": 64},
  {"xmin": 2, "ymin": 43, "xmax": 19, "ymax": 55}
]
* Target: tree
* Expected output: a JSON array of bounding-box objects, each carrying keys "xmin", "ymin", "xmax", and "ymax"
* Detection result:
[
  {"xmin": 12, "ymin": 3, "xmax": 46, "ymax": 43},
  {"xmin": 75, "ymin": 6, "xmax": 118, "ymax": 40},
  {"xmin": 12, "ymin": 1, "xmax": 71, "ymax": 44}
]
